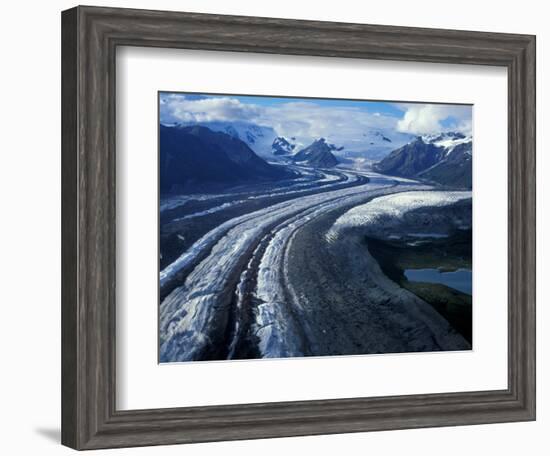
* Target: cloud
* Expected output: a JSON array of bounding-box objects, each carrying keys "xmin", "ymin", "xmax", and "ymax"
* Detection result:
[
  {"xmin": 159, "ymin": 94, "xmax": 472, "ymax": 150},
  {"xmin": 396, "ymin": 103, "xmax": 472, "ymax": 135},
  {"xmin": 160, "ymin": 94, "xmax": 400, "ymax": 150},
  {"xmin": 260, "ymin": 103, "xmax": 401, "ymax": 150},
  {"xmin": 160, "ymin": 94, "xmax": 262, "ymax": 124}
]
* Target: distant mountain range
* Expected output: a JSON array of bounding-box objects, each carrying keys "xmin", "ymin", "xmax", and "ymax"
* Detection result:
[
  {"xmin": 373, "ymin": 132, "xmax": 472, "ymax": 188},
  {"xmin": 160, "ymin": 122, "xmax": 472, "ymax": 190},
  {"xmin": 160, "ymin": 125, "xmax": 295, "ymax": 193},
  {"xmin": 339, "ymin": 130, "xmax": 416, "ymax": 161},
  {"xmin": 170, "ymin": 120, "xmax": 417, "ymax": 164},
  {"xmin": 271, "ymin": 129, "xmax": 415, "ymax": 164}
]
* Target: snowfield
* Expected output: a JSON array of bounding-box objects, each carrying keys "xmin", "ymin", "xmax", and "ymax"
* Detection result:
[
  {"xmin": 326, "ymin": 190, "xmax": 471, "ymax": 242},
  {"xmin": 422, "ymin": 133, "xmax": 473, "ymax": 156}
]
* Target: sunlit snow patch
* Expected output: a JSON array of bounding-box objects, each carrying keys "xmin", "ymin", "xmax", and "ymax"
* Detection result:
[{"xmin": 326, "ymin": 190, "xmax": 471, "ymax": 243}]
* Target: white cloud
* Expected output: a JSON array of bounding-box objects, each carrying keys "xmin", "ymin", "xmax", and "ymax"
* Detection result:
[
  {"xmin": 160, "ymin": 94, "xmax": 400, "ymax": 151},
  {"xmin": 159, "ymin": 94, "xmax": 472, "ymax": 150},
  {"xmin": 160, "ymin": 94, "xmax": 262, "ymax": 124},
  {"xmin": 396, "ymin": 103, "xmax": 472, "ymax": 135},
  {"xmin": 260, "ymin": 103, "xmax": 402, "ymax": 151}
]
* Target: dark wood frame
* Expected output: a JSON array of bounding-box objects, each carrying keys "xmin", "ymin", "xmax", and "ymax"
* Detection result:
[{"xmin": 61, "ymin": 5, "xmax": 536, "ymax": 450}]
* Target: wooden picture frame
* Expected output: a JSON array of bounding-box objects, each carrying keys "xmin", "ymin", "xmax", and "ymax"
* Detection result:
[{"xmin": 61, "ymin": 5, "xmax": 536, "ymax": 450}]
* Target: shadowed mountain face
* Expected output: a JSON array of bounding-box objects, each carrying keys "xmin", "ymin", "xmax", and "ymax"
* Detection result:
[
  {"xmin": 291, "ymin": 138, "xmax": 339, "ymax": 168},
  {"xmin": 160, "ymin": 125, "xmax": 295, "ymax": 194},
  {"xmin": 373, "ymin": 137, "xmax": 445, "ymax": 176},
  {"xmin": 418, "ymin": 142, "xmax": 472, "ymax": 188},
  {"xmin": 173, "ymin": 121, "xmax": 278, "ymax": 160},
  {"xmin": 373, "ymin": 133, "xmax": 472, "ymax": 189}
]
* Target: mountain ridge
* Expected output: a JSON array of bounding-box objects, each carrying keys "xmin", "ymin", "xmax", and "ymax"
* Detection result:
[
  {"xmin": 169, "ymin": 120, "xmax": 278, "ymax": 159},
  {"xmin": 291, "ymin": 138, "xmax": 339, "ymax": 168},
  {"xmin": 160, "ymin": 125, "xmax": 295, "ymax": 193},
  {"xmin": 373, "ymin": 132, "xmax": 472, "ymax": 188}
]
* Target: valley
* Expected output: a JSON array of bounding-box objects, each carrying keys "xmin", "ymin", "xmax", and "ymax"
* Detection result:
[
  {"xmin": 158, "ymin": 117, "xmax": 473, "ymax": 362},
  {"xmin": 159, "ymin": 163, "xmax": 472, "ymax": 362}
]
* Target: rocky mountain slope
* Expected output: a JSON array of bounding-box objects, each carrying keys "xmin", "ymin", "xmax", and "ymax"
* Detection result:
[
  {"xmin": 373, "ymin": 132, "xmax": 472, "ymax": 188},
  {"xmin": 271, "ymin": 136, "xmax": 296, "ymax": 155},
  {"xmin": 291, "ymin": 138, "xmax": 340, "ymax": 167},
  {"xmin": 160, "ymin": 125, "xmax": 294, "ymax": 193}
]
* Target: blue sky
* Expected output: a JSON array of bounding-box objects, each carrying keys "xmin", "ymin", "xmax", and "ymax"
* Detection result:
[
  {"xmin": 198, "ymin": 94, "xmax": 405, "ymax": 116},
  {"xmin": 159, "ymin": 92, "xmax": 472, "ymax": 147}
]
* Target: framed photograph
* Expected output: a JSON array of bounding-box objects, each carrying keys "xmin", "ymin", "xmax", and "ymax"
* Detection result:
[{"xmin": 61, "ymin": 5, "xmax": 536, "ymax": 450}]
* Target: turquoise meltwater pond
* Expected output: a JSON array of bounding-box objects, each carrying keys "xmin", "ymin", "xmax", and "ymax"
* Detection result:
[{"xmin": 404, "ymin": 268, "xmax": 472, "ymax": 295}]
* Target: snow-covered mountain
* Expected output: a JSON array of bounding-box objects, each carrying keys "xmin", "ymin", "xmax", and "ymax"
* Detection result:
[
  {"xmin": 201, "ymin": 123, "xmax": 413, "ymax": 163},
  {"xmin": 167, "ymin": 121, "xmax": 415, "ymax": 165},
  {"xmin": 171, "ymin": 121, "xmax": 278, "ymax": 159},
  {"xmin": 418, "ymin": 133, "xmax": 472, "ymax": 188},
  {"xmin": 335, "ymin": 129, "xmax": 416, "ymax": 165},
  {"xmin": 421, "ymin": 131, "xmax": 472, "ymax": 155},
  {"xmin": 373, "ymin": 132, "xmax": 472, "ymax": 188},
  {"xmin": 160, "ymin": 125, "xmax": 295, "ymax": 193},
  {"xmin": 164, "ymin": 117, "xmax": 470, "ymax": 184},
  {"xmin": 272, "ymin": 136, "xmax": 297, "ymax": 156}
]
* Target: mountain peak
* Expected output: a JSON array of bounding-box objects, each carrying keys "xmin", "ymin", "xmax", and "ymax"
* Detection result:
[
  {"xmin": 374, "ymin": 131, "xmax": 472, "ymax": 188},
  {"xmin": 272, "ymin": 136, "xmax": 296, "ymax": 155},
  {"xmin": 291, "ymin": 138, "xmax": 339, "ymax": 168},
  {"xmin": 168, "ymin": 121, "xmax": 278, "ymax": 159},
  {"xmin": 421, "ymin": 131, "xmax": 472, "ymax": 156},
  {"xmin": 159, "ymin": 125, "xmax": 295, "ymax": 193},
  {"xmin": 422, "ymin": 131, "xmax": 469, "ymax": 143}
]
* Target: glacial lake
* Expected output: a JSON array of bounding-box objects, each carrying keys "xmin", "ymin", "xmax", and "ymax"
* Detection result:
[{"xmin": 404, "ymin": 268, "xmax": 472, "ymax": 295}]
